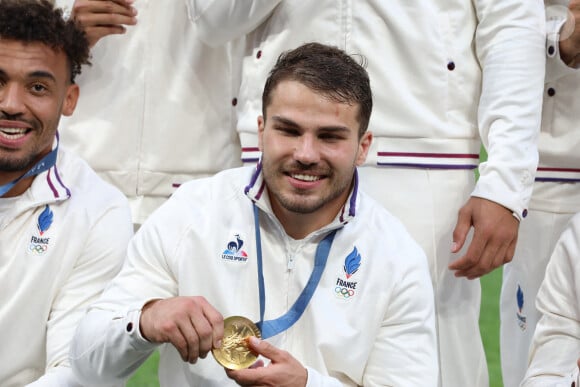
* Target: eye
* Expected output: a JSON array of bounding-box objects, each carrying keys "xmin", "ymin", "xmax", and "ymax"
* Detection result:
[
  {"xmin": 275, "ymin": 126, "xmax": 300, "ymax": 136},
  {"xmin": 319, "ymin": 132, "xmax": 344, "ymax": 141},
  {"xmin": 30, "ymin": 83, "xmax": 48, "ymax": 94}
]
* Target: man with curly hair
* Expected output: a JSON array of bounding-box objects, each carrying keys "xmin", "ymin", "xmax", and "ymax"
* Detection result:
[{"xmin": 0, "ymin": 1, "xmax": 133, "ymax": 385}]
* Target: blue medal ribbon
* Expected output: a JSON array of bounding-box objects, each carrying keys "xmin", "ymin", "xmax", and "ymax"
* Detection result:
[
  {"xmin": 252, "ymin": 203, "xmax": 336, "ymax": 339},
  {"xmin": 0, "ymin": 145, "xmax": 58, "ymax": 197}
]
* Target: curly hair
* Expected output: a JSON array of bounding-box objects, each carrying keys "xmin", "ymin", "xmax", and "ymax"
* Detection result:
[{"xmin": 0, "ymin": 0, "xmax": 90, "ymax": 82}]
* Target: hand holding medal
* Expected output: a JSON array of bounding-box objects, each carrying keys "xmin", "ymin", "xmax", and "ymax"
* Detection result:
[{"xmin": 212, "ymin": 316, "xmax": 261, "ymax": 370}]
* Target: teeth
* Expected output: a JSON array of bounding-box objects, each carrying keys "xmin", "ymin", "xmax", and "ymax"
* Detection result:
[
  {"xmin": 0, "ymin": 128, "xmax": 27, "ymax": 139},
  {"xmin": 292, "ymin": 174, "xmax": 320, "ymax": 182}
]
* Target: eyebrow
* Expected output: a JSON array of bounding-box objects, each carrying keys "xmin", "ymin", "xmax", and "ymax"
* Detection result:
[
  {"xmin": 271, "ymin": 115, "xmax": 351, "ymax": 133},
  {"xmin": 0, "ymin": 69, "xmax": 56, "ymax": 83},
  {"xmin": 28, "ymin": 70, "xmax": 57, "ymax": 83}
]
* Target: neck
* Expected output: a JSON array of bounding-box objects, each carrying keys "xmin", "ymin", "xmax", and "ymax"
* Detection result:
[
  {"xmin": 0, "ymin": 174, "xmax": 35, "ymax": 198},
  {"xmin": 271, "ymin": 199, "xmax": 345, "ymax": 240}
]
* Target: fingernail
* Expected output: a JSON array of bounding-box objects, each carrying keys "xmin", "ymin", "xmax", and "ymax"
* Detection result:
[
  {"xmin": 216, "ymin": 339, "xmax": 222, "ymax": 349},
  {"xmin": 451, "ymin": 242, "xmax": 458, "ymax": 252},
  {"xmin": 248, "ymin": 336, "xmax": 260, "ymax": 346}
]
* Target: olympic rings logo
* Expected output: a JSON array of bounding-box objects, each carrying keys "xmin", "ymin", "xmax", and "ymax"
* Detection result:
[
  {"xmin": 335, "ymin": 286, "xmax": 355, "ymax": 298},
  {"xmin": 29, "ymin": 243, "xmax": 48, "ymax": 255}
]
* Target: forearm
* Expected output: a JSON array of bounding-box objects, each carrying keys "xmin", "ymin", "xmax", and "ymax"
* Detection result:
[{"xmin": 474, "ymin": 0, "xmax": 545, "ymax": 217}]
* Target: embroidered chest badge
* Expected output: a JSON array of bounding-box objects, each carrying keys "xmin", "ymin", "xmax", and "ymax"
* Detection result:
[
  {"xmin": 334, "ymin": 246, "xmax": 361, "ymax": 300},
  {"xmin": 221, "ymin": 233, "xmax": 248, "ymax": 263},
  {"xmin": 29, "ymin": 205, "xmax": 53, "ymax": 255}
]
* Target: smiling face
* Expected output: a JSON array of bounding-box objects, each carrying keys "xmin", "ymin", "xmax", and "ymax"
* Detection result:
[
  {"xmin": 0, "ymin": 39, "xmax": 78, "ymax": 189},
  {"xmin": 259, "ymin": 80, "xmax": 371, "ymax": 236}
]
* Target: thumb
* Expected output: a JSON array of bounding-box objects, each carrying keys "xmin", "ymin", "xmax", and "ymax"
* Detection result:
[
  {"xmin": 247, "ymin": 336, "xmax": 279, "ymax": 360},
  {"xmin": 452, "ymin": 209, "xmax": 472, "ymax": 253}
]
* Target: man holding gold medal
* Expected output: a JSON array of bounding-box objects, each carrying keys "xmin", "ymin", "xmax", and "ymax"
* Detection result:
[{"xmin": 70, "ymin": 42, "xmax": 438, "ymax": 386}]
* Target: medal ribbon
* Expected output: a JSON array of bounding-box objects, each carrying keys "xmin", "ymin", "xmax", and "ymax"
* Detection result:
[
  {"xmin": 252, "ymin": 203, "xmax": 336, "ymax": 339},
  {"xmin": 0, "ymin": 143, "xmax": 58, "ymax": 197}
]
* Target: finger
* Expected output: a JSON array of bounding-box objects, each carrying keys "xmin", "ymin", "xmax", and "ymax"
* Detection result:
[
  {"xmin": 200, "ymin": 300, "xmax": 224, "ymax": 349},
  {"xmin": 249, "ymin": 359, "xmax": 266, "ymax": 369},
  {"xmin": 226, "ymin": 365, "xmax": 266, "ymax": 387},
  {"xmin": 451, "ymin": 208, "xmax": 472, "ymax": 253},
  {"xmin": 72, "ymin": 2, "xmax": 137, "ymax": 27},
  {"xmin": 74, "ymin": 0, "xmax": 136, "ymax": 15},
  {"xmin": 465, "ymin": 239, "xmax": 500, "ymax": 279},
  {"xmin": 162, "ymin": 320, "xmax": 191, "ymax": 362},
  {"xmin": 247, "ymin": 336, "xmax": 282, "ymax": 361},
  {"xmin": 74, "ymin": 11, "xmax": 137, "ymax": 29},
  {"xmin": 449, "ymin": 231, "xmax": 486, "ymax": 272},
  {"xmin": 189, "ymin": 315, "xmax": 213, "ymax": 359},
  {"xmin": 505, "ymin": 237, "xmax": 517, "ymax": 264}
]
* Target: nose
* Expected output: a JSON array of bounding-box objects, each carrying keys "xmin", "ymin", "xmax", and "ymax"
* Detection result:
[
  {"xmin": 0, "ymin": 82, "xmax": 25, "ymax": 116},
  {"xmin": 294, "ymin": 134, "xmax": 320, "ymax": 165}
]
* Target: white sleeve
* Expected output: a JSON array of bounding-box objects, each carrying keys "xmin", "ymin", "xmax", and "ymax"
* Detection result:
[
  {"xmin": 24, "ymin": 367, "xmax": 80, "ymax": 387},
  {"xmin": 522, "ymin": 215, "xmax": 580, "ymax": 385},
  {"xmin": 70, "ymin": 204, "xmax": 182, "ymax": 384},
  {"xmin": 471, "ymin": 0, "xmax": 546, "ymax": 219},
  {"xmin": 187, "ymin": 0, "xmax": 282, "ymax": 45},
  {"xmin": 34, "ymin": 202, "xmax": 132, "ymax": 386}
]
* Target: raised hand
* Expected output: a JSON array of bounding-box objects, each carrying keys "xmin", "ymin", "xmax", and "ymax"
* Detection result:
[{"xmin": 70, "ymin": 0, "xmax": 137, "ymax": 47}]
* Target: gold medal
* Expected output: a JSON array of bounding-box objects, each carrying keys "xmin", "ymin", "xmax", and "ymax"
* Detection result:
[{"xmin": 212, "ymin": 316, "xmax": 262, "ymax": 370}]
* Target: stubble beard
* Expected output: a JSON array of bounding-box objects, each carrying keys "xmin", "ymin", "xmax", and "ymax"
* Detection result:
[
  {"xmin": 263, "ymin": 162, "xmax": 354, "ymax": 215},
  {"xmin": 0, "ymin": 150, "xmax": 40, "ymax": 173}
]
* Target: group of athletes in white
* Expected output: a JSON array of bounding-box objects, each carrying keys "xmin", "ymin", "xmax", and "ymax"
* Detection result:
[{"xmin": 1, "ymin": 0, "xmax": 579, "ymax": 386}]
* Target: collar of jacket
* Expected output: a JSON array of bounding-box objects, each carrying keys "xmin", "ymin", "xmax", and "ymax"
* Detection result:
[{"xmin": 243, "ymin": 161, "xmax": 359, "ymax": 226}]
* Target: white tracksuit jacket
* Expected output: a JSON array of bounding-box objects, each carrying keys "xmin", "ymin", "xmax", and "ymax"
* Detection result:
[
  {"xmin": 54, "ymin": 0, "xmax": 242, "ymax": 224},
  {"xmin": 70, "ymin": 166, "xmax": 438, "ymax": 386},
  {"xmin": 189, "ymin": 0, "xmax": 545, "ymax": 220},
  {"xmin": 500, "ymin": 2, "xmax": 580, "ymax": 386},
  {"xmin": 0, "ymin": 148, "xmax": 132, "ymax": 386},
  {"xmin": 521, "ymin": 212, "xmax": 580, "ymax": 386}
]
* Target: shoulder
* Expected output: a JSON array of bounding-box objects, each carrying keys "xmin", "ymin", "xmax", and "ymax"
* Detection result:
[
  {"xmin": 56, "ymin": 149, "xmax": 130, "ymax": 212},
  {"xmin": 350, "ymin": 191, "xmax": 429, "ymax": 270},
  {"xmin": 172, "ymin": 166, "xmax": 254, "ymax": 203}
]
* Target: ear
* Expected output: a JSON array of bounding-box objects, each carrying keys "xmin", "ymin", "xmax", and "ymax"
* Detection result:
[
  {"xmin": 355, "ymin": 131, "xmax": 372, "ymax": 166},
  {"xmin": 61, "ymin": 83, "xmax": 79, "ymax": 117},
  {"xmin": 257, "ymin": 115, "xmax": 265, "ymax": 152}
]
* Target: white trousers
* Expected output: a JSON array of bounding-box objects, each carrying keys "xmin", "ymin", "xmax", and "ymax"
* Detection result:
[
  {"xmin": 500, "ymin": 182, "xmax": 580, "ymax": 387},
  {"xmin": 358, "ymin": 166, "xmax": 487, "ymax": 387}
]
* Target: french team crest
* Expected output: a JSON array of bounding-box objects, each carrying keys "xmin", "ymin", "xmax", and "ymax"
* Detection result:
[
  {"xmin": 221, "ymin": 234, "xmax": 248, "ymax": 262},
  {"xmin": 334, "ymin": 247, "xmax": 362, "ymax": 300},
  {"xmin": 516, "ymin": 285, "xmax": 527, "ymax": 331},
  {"xmin": 29, "ymin": 205, "xmax": 53, "ymax": 255}
]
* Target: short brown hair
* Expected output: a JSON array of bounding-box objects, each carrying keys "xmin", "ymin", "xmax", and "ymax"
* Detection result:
[{"xmin": 262, "ymin": 42, "xmax": 373, "ymax": 137}]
